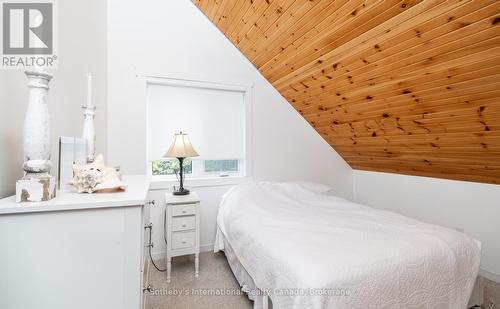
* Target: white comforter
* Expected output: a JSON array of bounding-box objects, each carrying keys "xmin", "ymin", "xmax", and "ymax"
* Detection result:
[{"xmin": 215, "ymin": 182, "xmax": 481, "ymax": 309}]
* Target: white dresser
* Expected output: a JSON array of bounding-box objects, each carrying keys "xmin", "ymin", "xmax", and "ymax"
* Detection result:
[
  {"xmin": 0, "ymin": 175, "xmax": 151, "ymax": 309},
  {"xmin": 165, "ymin": 192, "xmax": 200, "ymax": 283}
]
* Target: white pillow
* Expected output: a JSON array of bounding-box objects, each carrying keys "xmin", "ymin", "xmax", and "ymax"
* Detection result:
[{"xmin": 284, "ymin": 181, "xmax": 333, "ymax": 193}]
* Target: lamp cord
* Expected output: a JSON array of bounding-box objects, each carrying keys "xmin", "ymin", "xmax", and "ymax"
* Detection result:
[
  {"xmin": 146, "ymin": 206, "xmax": 169, "ymax": 272},
  {"xmin": 148, "ymin": 225, "xmax": 166, "ymax": 272}
]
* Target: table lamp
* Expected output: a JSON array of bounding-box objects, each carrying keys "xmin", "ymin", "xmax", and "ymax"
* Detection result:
[{"xmin": 164, "ymin": 131, "xmax": 199, "ymax": 195}]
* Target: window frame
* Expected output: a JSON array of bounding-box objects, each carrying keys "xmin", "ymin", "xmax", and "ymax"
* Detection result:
[
  {"xmin": 144, "ymin": 76, "xmax": 253, "ymax": 189},
  {"xmin": 150, "ymin": 158, "xmax": 242, "ymax": 177}
]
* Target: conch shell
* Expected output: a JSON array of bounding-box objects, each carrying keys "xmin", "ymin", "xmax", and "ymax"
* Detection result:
[{"xmin": 70, "ymin": 154, "xmax": 126, "ymax": 193}]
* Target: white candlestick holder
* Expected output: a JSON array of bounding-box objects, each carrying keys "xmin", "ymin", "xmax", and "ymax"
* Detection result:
[{"xmin": 16, "ymin": 70, "xmax": 56, "ymax": 202}]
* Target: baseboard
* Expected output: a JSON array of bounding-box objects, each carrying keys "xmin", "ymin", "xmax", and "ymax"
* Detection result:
[
  {"xmin": 479, "ymin": 267, "xmax": 500, "ymax": 284},
  {"xmin": 150, "ymin": 251, "xmax": 165, "ymax": 261},
  {"xmin": 200, "ymin": 243, "xmax": 214, "ymax": 253},
  {"xmin": 150, "ymin": 243, "xmax": 214, "ymax": 261}
]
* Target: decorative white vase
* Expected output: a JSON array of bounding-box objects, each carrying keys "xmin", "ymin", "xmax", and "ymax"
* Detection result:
[{"xmin": 16, "ymin": 70, "xmax": 56, "ymax": 202}]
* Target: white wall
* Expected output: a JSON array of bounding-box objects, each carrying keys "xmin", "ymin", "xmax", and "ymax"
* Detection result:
[
  {"xmin": 0, "ymin": 0, "xmax": 107, "ymax": 199},
  {"xmin": 0, "ymin": 72, "xmax": 20, "ymax": 199},
  {"xmin": 106, "ymin": 0, "xmax": 353, "ymax": 257},
  {"xmin": 0, "ymin": 70, "xmax": 24, "ymax": 199},
  {"xmin": 354, "ymin": 170, "xmax": 500, "ymax": 282}
]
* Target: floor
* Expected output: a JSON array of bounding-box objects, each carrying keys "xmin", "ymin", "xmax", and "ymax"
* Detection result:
[
  {"xmin": 146, "ymin": 251, "xmax": 253, "ymax": 309},
  {"xmin": 146, "ymin": 252, "xmax": 500, "ymax": 309},
  {"xmin": 483, "ymin": 277, "xmax": 500, "ymax": 309}
]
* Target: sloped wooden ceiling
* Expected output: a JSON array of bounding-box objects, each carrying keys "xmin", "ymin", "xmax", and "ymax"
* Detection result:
[{"xmin": 194, "ymin": 0, "xmax": 500, "ymax": 184}]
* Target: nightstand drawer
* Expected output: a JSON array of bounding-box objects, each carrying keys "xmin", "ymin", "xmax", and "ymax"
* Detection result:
[
  {"xmin": 171, "ymin": 231, "xmax": 196, "ymax": 249},
  {"xmin": 172, "ymin": 216, "xmax": 195, "ymax": 231},
  {"xmin": 172, "ymin": 204, "xmax": 196, "ymax": 216}
]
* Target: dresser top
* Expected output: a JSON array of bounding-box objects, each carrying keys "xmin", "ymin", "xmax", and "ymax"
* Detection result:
[
  {"xmin": 165, "ymin": 192, "xmax": 200, "ymax": 205},
  {"xmin": 0, "ymin": 175, "xmax": 150, "ymax": 215}
]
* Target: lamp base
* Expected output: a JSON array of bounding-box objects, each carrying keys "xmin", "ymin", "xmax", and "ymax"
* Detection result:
[{"xmin": 173, "ymin": 188, "xmax": 190, "ymax": 196}]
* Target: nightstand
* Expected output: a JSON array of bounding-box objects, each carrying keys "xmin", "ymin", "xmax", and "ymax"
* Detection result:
[{"xmin": 165, "ymin": 192, "xmax": 200, "ymax": 283}]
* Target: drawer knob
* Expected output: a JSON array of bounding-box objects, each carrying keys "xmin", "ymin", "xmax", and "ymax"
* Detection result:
[
  {"xmin": 182, "ymin": 224, "xmax": 186, "ymax": 227},
  {"xmin": 182, "ymin": 210, "xmax": 187, "ymax": 213},
  {"xmin": 182, "ymin": 240, "xmax": 186, "ymax": 244}
]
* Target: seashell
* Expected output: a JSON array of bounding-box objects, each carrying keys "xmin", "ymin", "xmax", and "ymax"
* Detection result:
[{"xmin": 70, "ymin": 154, "xmax": 126, "ymax": 193}]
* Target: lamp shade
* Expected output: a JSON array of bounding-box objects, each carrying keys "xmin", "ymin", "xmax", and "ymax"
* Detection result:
[{"xmin": 164, "ymin": 132, "xmax": 199, "ymax": 158}]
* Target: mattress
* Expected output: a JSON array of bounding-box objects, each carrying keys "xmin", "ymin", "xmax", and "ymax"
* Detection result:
[{"xmin": 215, "ymin": 181, "xmax": 481, "ymax": 309}]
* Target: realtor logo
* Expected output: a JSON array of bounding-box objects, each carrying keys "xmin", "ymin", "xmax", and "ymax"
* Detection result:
[{"xmin": 1, "ymin": 0, "xmax": 57, "ymax": 69}]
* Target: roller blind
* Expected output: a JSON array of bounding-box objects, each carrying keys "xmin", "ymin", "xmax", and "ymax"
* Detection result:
[{"xmin": 147, "ymin": 82, "xmax": 245, "ymax": 161}]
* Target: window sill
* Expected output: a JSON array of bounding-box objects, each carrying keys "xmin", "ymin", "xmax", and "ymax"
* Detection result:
[{"xmin": 149, "ymin": 176, "xmax": 252, "ymax": 191}]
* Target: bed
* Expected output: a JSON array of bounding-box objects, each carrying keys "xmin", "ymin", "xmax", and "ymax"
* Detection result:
[{"xmin": 214, "ymin": 181, "xmax": 481, "ymax": 309}]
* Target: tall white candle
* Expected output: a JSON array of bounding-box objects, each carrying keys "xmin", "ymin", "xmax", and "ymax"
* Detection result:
[
  {"xmin": 83, "ymin": 72, "xmax": 96, "ymax": 162},
  {"xmin": 86, "ymin": 73, "xmax": 93, "ymax": 108}
]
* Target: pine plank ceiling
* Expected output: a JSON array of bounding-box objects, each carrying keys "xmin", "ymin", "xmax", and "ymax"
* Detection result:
[{"xmin": 193, "ymin": 0, "xmax": 500, "ymax": 185}]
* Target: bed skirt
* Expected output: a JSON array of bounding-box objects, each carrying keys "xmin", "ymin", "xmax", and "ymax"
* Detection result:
[{"xmin": 215, "ymin": 228, "xmax": 271, "ymax": 309}]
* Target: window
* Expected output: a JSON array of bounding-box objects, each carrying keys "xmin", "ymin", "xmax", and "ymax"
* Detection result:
[
  {"xmin": 151, "ymin": 159, "xmax": 240, "ymax": 177},
  {"xmin": 204, "ymin": 160, "xmax": 239, "ymax": 174},
  {"xmin": 147, "ymin": 78, "xmax": 249, "ymax": 180},
  {"xmin": 152, "ymin": 159, "xmax": 192, "ymax": 176}
]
